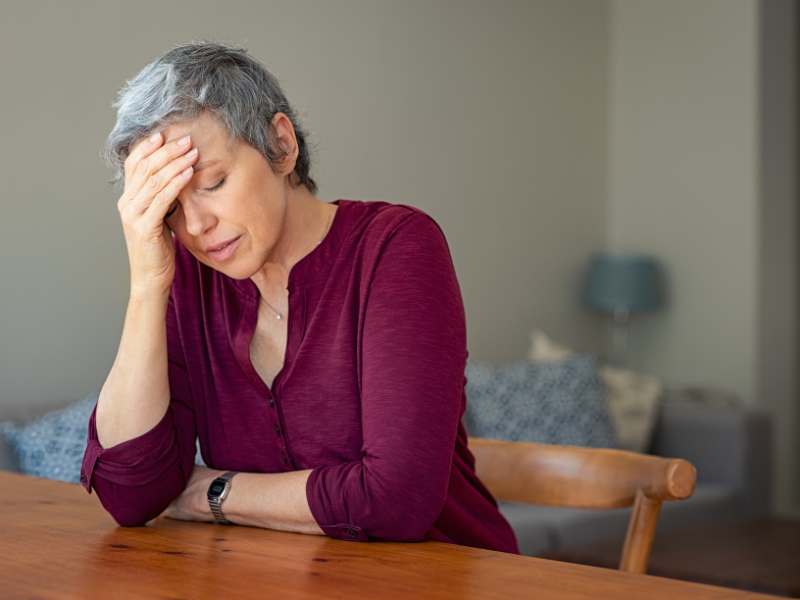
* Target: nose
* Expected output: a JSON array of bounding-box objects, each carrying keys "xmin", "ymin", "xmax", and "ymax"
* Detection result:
[{"xmin": 181, "ymin": 195, "xmax": 217, "ymax": 237}]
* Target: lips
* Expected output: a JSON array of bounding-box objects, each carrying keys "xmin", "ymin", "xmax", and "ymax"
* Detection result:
[{"xmin": 206, "ymin": 236, "xmax": 241, "ymax": 262}]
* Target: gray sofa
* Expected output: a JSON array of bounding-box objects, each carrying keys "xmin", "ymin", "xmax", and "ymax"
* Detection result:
[
  {"xmin": 499, "ymin": 401, "xmax": 772, "ymax": 556},
  {"xmin": 1, "ymin": 399, "xmax": 771, "ymax": 557}
]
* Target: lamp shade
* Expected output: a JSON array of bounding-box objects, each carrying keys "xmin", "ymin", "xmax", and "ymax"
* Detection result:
[{"xmin": 584, "ymin": 254, "xmax": 662, "ymax": 313}]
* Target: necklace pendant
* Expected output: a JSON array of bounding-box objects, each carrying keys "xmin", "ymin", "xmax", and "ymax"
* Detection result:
[{"xmin": 276, "ymin": 314, "xmax": 282, "ymax": 320}]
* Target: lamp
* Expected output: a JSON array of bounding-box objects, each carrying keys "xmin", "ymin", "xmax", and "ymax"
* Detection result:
[{"xmin": 584, "ymin": 254, "xmax": 663, "ymax": 365}]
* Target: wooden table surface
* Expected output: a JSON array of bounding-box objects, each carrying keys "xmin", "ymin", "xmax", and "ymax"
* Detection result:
[{"xmin": 0, "ymin": 472, "xmax": 775, "ymax": 599}]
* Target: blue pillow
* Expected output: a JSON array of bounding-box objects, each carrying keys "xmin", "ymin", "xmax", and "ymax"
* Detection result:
[
  {"xmin": 2, "ymin": 393, "xmax": 208, "ymax": 482},
  {"xmin": 2, "ymin": 393, "xmax": 99, "ymax": 483},
  {"xmin": 464, "ymin": 356, "xmax": 616, "ymax": 448}
]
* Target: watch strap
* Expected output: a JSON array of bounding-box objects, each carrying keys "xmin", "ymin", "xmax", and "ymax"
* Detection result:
[{"xmin": 207, "ymin": 471, "xmax": 238, "ymax": 524}]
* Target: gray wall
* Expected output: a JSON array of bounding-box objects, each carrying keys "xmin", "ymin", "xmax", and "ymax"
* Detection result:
[
  {"xmin": 0, "ymin": 1, "xmax": 610, "ymax": 410},
  {"xmin": 758, "ymin": 0, "xmax": 798, "ymax": 514},
  {"xmin": 607, "ymin": 0, "xmax": 760, "ymax": 404}
]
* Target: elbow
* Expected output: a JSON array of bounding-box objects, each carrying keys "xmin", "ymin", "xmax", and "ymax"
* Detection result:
[
  {"xmin": 368, "ymin": 489, "xmax": 445, "ymax": 542},
  {"xmin": 376, "ymin": 510, "xmax": 439, "ymax": 542},
  {"xmin": 112, "ymin": 513, "xmax": 150, "ymax": 528},
  {"xmin": 103, "ymin": 498, "xmax": 165, "ymax": 527},
  {"xmin": 93, "ymin": 479, "xmax": 177, "ymax": 528},
  {"xmin": 310, "ymin": 463, "xmax": 448, "ymax": 542}
]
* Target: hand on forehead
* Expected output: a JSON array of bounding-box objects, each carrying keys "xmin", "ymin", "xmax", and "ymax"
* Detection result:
[{"xmin": 161, "ymin": 112, "xmax": 231, "ymax": 172}]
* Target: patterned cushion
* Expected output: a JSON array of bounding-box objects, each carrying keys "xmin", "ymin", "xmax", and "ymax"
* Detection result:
[
  {"xmin": 2, "ymin": 394, "xmax": 98, "ymax": 483},
  {"xmin": 464, "ymin": 356, "xmax": 616, "ymax": 447},
  {"xmin": 1, "ymin": 394, "xmax": 208, "ymax": 481}
]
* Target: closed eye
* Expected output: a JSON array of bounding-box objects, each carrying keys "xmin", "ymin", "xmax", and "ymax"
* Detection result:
[
  {"xmin": 206, "ymin": 178, "xmax": 225, "ymax": 193},
  {"xmin": 165, "ymin": 200, "xmax": 179, "ymax": 219}
]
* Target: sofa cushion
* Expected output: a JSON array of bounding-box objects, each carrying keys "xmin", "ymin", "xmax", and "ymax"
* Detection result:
[
  {"xmin": 1, "ymin": 394, "xmax": 98, "ymax": 483},
  {"xmin": 464, "ymin": 357, "xmax": 616, "ymax": 448},
  {"xmin": 499, "ymin": 483, "xmax": 739, "ymax": 556},
  {"xmin": 1, "ymin": 395, "xmax": 208, "ymax": 478},
  {"xmin": 528, "ymin": 330, "xmax": 662, "ymax": 453},
  {"xmin": 0, "ymin": 433, "xmax": 19, "ymax": 473}
]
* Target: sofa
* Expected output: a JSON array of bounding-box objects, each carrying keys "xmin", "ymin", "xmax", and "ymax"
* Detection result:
[
  {"xmin": 498, "ymin": 400, "xmax": 772, "ymax": 556},
  {"xmin": 0, "ymin": 397, "xmax": 771, "ymax": 558}
]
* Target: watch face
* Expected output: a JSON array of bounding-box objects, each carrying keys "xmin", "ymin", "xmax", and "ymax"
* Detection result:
[{"xmin": 209, "ymin": 481, "xmax": 227, "ymax": 496}]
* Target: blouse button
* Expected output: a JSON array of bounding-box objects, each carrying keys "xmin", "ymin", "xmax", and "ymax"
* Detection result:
[
  {"xmin": 269, "ymin": 397, "xmax": 275, "ymax": 407},
  {"xmin": 80, "ymin": 474, "xmax": 87, "ymax": 485},
  {"xmin": 274, "ymin": 425, "xmax": 280, "ymax": 436},
  {"xmin": 280, "ymin": 453, "xmax": 287, "ymax": 464},
  {"xmin": 346, "ymin": 529, "xmax": 357, "ymax": 539}
]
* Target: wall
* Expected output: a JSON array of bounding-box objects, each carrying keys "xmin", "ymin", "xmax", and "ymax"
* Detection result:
[
  {"xmin": 0, "ymin": 0, "xmax": 610, "ymax": 410},
  {"xmin": 608, "ymin": 0, "xmax": 800, "ymax": 514},
  {"xmin": 607, "ymin": 0, "xmax": 760, "ymax": 404},
  {"xmin": 757, "ymin": 0, "xmax": 799, "ymax": 514}
]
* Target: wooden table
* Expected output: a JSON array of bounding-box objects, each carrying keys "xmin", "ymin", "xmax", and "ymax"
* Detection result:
[
  {"xmin": 540, "ymin": 518, "xmax": 800, "ymax": 597},
  {"xmin": 0, "ymin": 472, "xmax": 775, "ymax": 599}
]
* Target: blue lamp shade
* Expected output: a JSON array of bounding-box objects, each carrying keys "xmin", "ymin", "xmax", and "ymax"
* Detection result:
[{"xmin": 584, "ymin": 254, "xmax": 663, "ymax": 313}]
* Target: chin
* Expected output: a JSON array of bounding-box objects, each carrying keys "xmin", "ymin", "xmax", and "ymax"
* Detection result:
[{"xmin": 211, "ymin": 262, "xmax": 259, "ymax": 281}]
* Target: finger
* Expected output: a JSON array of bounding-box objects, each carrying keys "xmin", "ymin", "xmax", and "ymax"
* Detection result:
[
  {"xmin": 123, "ymin": 135, "xmax": 195, "ymax": 202},
  {"xmin": 123, "ymin": 131, "xmax": 164, "ymax": 184},
  {"xmin": 141, "ymin": 165, "xmax": 194, "ymax": 224},
  {"xmin": 123, "ymin": 147, "xmax": 198, "ymax": 217}
]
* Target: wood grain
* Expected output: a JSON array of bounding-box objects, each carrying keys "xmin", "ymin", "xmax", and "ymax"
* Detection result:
[
  {"xmin": 470, "ymin": 438, "xmax": 696, "ymax": 508},
  {"xmin": 0, "ymin": 472, "xmax": 770, "ymax": 600},
  {"xmin": 470, "ymin": 437, "xmax": 696, "ymax": 574}
]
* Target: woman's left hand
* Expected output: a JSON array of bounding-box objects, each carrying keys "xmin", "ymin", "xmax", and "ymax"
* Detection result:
[{"xmin": 162, "ymin": 464, "xmax": 223, "ymax": 522}]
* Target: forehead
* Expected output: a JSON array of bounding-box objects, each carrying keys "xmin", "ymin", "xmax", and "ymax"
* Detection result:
[{"xmin": 162, "ymin": 112, "xmax": 236, "ymax": 162}]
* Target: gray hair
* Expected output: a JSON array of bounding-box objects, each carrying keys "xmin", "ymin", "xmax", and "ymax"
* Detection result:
[{"xmin": 103, "ymin": 41, "xmax": 317, "ymax": 193}]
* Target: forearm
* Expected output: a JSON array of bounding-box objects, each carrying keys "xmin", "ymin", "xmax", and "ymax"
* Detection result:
[
  {"xmin": 226, "ymin": 470, "xmax": 323, "ymax": 535},
  {"xmin": 169, "ymin": 466, "xmax": 324, "ymax": 535},
  {"xmin": 96, "ymin": 292, "xmax": 171, "ymax": 449}
]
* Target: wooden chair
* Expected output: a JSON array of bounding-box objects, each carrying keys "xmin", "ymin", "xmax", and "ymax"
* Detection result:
[{"xmin": 470, "ymin": 438, "xmax": 696, "ymax": 574}]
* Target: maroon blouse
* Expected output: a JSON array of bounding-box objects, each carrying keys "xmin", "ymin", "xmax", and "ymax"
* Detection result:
[{"xmin": 81, "ymin": 200, "xmax": 519, "ymax": 554}]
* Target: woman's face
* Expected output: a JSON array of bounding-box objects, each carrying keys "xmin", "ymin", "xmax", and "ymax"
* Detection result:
[{"xmin": 161, "ymin": 111, "xmax": 292, "ymax": 280}]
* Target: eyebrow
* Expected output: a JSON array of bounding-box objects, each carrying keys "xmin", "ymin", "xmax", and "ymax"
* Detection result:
[{"xmin": 194, "ymin": 158, "xmax": 220, "ymax": 172}]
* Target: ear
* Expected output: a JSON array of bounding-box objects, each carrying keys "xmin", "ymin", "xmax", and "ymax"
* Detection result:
[{"xmin": 270, "ymin": 112, "xmax": 299, "ymax": 175}]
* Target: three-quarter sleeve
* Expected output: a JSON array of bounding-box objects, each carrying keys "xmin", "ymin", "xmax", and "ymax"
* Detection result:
[
  {"xmin": 306, "ymin": 212, "xmax": 467, "ymax": 541},
  {"xmin": 80, "ymin": 296, "xmax": 197, "ymax": 526}
]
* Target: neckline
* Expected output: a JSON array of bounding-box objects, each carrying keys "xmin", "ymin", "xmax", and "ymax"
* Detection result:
[{"xmin": 233, "ymin": 199, "xmax": 352, "ymax": 298}]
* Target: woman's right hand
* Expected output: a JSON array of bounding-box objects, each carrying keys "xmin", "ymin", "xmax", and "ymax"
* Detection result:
[{"xmin": 118, "ymin": 133, "xmax": 199, "ymax": 299}]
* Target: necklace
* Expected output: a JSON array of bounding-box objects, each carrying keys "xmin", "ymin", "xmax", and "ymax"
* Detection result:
[
  {"xmin": 260, "ymin": 296, "xmax": 286, "ymax": 320},
  {"xmin": 261, "ymin": 206, "xmax": 336, "ymax": 321}
]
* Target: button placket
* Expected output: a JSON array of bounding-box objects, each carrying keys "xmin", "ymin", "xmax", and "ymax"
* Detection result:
[
  {"xmin": 269, "ymin": 396, "xmax": 292, "ymax": 470},
  {"xmin": 269, "ymin": 285, "xmax": 304, "ymax": 474}
]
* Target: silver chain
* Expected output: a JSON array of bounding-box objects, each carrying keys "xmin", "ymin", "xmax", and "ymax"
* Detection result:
[{"xmin": 261, "ymin": 206, "xmax": 335, "ymax": 321}]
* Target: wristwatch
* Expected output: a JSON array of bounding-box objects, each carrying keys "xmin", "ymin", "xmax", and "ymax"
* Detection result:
[{"xmin": 207, "ymin": 471, "xmax": 238, "ymax": 524}]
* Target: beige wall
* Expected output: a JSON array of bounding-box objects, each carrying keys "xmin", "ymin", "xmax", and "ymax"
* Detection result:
[
  {"xmin": 0, "ymin": 1, "xmax": 610, "ymax": 410},
  {"xmin": 607, "ymin": 0, "xmax": 760, "ymax": 404},
  {"xmin": 608, "ymin": 0, "xmax": 799, "ymax": 513}
]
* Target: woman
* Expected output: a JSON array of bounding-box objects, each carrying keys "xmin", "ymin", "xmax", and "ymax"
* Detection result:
[{"xmin": 81, "ymin": 42, "xmax": 518, "ymax": 553}]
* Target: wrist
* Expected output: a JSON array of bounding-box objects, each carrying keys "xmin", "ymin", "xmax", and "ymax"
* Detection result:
[
  {"xmin": 207, "ymin": 471, "xmax": 239, "ymax": 524},
  {"xmin": 128, "ymin": 285, "xmax": 171, "ymax": 305}
]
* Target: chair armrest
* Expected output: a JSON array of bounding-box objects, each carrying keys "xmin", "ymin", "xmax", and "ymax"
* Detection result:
[
  {"xmin": 470, "ymin": 438, "xmax": 695, "ymax": 509},
  {"xmin": 649, "ymin": 402, "xmax": 771, "ymax": 515}
]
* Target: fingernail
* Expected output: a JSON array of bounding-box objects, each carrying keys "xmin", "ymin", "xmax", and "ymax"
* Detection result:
[
  {"xmin": 182, "ymin": 167, "xmax": 193, "ymax": 176},
  {"xmin": 149, "ymin": 132, "xmax": 161, "ymax": 143},
  {"xmin": 187, "ymin": 148, "xmax": 198, "ymax": 157},
  {"xmin": 177, "ymin": 135, "xmax": 191, "ymax": 146}
]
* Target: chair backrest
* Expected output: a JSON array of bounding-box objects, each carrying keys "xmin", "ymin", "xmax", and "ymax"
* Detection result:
[{"xmin": 470, "ymin": 437, "xmax": 696, "ymax": 574}]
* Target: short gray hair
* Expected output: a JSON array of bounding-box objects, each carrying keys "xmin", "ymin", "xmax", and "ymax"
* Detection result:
[{"xmin": 103, "ymin": 41, "xmax": 317, "ymax": 193}]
